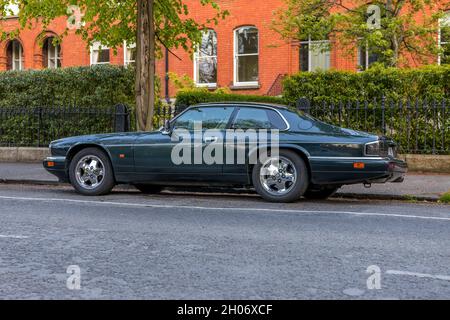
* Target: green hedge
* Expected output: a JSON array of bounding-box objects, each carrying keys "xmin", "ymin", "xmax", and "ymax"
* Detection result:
[
  {"xmin": 175, "ymin": 89, "xmax": 285, "ymax": 111},
  {"xmin": 283, "ymin": 65, "xmax": 450, "ymax": 154},
  {"xmin": 0, "ymin": 65, "xmax": 135, "ymax": 108},
  {"xmin": 0, "ymin": 65, "xmax": 136, "ymax": 146},
  {"xmin": 283, "ymin": 65, "xmax": 450, "ymax": 105}
]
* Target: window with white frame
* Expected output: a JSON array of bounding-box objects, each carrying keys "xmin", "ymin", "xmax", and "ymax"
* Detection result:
[
  {"xmin": 234, "ymin": 26, "xmax": 259, "ymax": 86},
  {"xmin": 124, "ymin": 42, "xmax": 136, "ymax": 66},
  {"xmin": 43, "ymin": 37, "xmax": 61, "ymax": 69},
  {"xmin": 357, "ymin": 44, "xmax": 379, "ymax": 70},
  {"xmin": 299, "ymin": 36, "xmax": 331, "ymax": 72},
  {"xmin": 439, "ymin": 12, "xmax": 450, "ymax": 65},
  {"xmin": 90, "ymin": 42, "xmax": 110, "ymax": 65},
  {"xmin": 7, "ymin": 40, "xmax": 23, "ymax": 70},
  {"xmin": 194, "ymin": 29, "xmax": 217, "ymax": 87}
]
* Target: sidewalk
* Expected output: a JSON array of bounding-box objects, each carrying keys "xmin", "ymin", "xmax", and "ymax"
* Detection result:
[{"xmin": 0, "ymin": 162, "xmax": 448, "ymax": 201}]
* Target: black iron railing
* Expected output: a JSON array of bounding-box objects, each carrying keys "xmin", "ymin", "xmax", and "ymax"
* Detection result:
[
  {"xmin": 297, "ymin": 97, "xmax": 449, "ymax": 155},
  {"xmin": 0, "ymin": 99, "xmax": 448, "ymax": 155},
  {"xmin": 0, "ymin": 104, "xmax": 177, "ymax": 148}
]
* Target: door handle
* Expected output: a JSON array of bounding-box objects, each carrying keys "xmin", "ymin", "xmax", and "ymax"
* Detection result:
[{"xmin": 204, "ymin": 136, "xmax": 218, "ymax": 143}]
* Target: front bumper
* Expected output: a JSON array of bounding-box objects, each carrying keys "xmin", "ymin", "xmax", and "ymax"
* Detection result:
[{"xmin": 43, "ymin": 156, "xmax": 68, "ymax": 182}]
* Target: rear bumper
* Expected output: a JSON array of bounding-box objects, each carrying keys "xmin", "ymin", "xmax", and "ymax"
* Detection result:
[
  {"xmin": 369, "ymin": 158, "xmax": 408, "ymax": 183},
  {"xmin": 43, "ymin": 156, "xmax": 68, "ymax": 182},
  {"xmin": 309, "ymin": 157, "xmax": 408, "ymax": 185}
]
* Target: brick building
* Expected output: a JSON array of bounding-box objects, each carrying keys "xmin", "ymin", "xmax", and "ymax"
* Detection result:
[{"xmin": 0, "ymin": 1, "xmax": 448, "ymax": 97}]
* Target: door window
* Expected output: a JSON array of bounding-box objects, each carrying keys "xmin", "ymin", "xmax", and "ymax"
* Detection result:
[{"xmin": 172, "ymin": 107, "xmax": 234, "ymax": 130}]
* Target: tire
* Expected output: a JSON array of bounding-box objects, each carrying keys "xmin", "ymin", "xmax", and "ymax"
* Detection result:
[
  {"xmin": 252, "ymin": 150, "xmax": 309, "ymax": 203},
  {"xmin": 69, "ymin": 147, "xmax": 115, "ymax": 196},
  {"xmin": 134, "ymin": 184, "xmax": 163, "ymax": 194},
  {"xmin": 303, "ymin": 186, "xmax": 339, "ymax": 200}
]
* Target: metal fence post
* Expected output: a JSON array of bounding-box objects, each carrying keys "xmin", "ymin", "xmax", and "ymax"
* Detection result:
[
  {"xmin": 114, "ymin": 104, "xmax": 129, "ymax": 133},
  {"xmin": 381, "ymin": 96, "xmax": 386, "ymax": 135},
  {"xmin": 296, "ymin": 97, "xmax": 311, "ymax": 114},
  {"xmin": 37, "ymin": 107, "xmax": 43, "ymax": 147}
]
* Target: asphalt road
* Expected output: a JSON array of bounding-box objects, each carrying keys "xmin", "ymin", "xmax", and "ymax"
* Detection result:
[{"xmin": 0, "ymin": 184, "xmax": 449, "ymax": 299}]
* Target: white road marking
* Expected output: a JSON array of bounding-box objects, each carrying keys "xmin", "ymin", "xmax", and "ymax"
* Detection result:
[
  {"xmin": 0, "ymin": 195, "xmax": 449, "ymax": 221},
  {"xmin": 387, "ymin": 270, "xmax": 450, "ymax": 281},
  {"xmin": 0, "ymin": 234, "xmax": 29, "ymax": 239}
]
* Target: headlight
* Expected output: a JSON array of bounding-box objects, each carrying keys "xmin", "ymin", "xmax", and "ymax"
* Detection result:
[{"xmin": 365, "ymin": 141, "xmax": 381, "ymax": 156}]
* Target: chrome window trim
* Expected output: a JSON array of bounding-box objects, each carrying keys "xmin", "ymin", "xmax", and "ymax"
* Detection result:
[
  {"xmin": 309, "ymin": 156, "xmax": 385, "ymax": 160},
  {"xmin": 232, "ymin": 106, "xmax": 290, "ymax": 131},
  {"xmin": 364, "ymin": 140, "xmax": 381, "ymax": 157}
]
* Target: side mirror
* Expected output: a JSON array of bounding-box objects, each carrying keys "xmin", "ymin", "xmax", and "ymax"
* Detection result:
[{"xmin": 162, "ymin": 120, "xmax": 172, "ymax": 135}]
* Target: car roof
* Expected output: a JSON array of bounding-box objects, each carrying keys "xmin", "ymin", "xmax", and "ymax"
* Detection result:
[{"xmin": 192, "ymin": 102, "xmax": 289, "ymax": 110}]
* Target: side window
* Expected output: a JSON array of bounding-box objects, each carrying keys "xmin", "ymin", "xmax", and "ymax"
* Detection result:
[
  {"xmin": 172, "ymin": 107, "xmax": 234, "ymax": 130},
  {"xmin": 232, "ymin": 108, "xmax": 287, "ymax": 130}
]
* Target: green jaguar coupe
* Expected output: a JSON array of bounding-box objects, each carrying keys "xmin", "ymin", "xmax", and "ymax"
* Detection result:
[{"xmin": 43, "ymin": 102, "xmax": 407, "ymax": 202}]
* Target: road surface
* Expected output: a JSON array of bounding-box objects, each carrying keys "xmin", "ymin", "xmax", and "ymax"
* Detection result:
[{"xmin": 0, "ymin": 184, "xmax": 449, "ymax": 299}]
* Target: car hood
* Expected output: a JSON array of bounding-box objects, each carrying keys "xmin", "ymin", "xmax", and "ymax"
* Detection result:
[{"xmin": 50, "ymin": 132, "xmax": 148, "ymax": 146}]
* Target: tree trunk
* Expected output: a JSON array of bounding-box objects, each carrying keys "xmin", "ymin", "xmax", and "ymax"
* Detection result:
[{"xmin": 135, "ymin": 0, "xmax": 155, "ymax": 132}]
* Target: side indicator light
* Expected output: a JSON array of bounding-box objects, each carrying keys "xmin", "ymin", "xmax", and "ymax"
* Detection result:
[
  {"xmin": 354, "ymin": 162, "xmax": 365, "ymax": 169},
  {"xmin": 47, "ymin": 161, "xmax": 55, "ymax": 167},
  {"xmin": 119, "ymin": 154, "xmax": 126, "ymax": 159}
]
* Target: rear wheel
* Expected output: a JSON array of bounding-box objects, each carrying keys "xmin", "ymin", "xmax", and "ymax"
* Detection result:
[
  {"xmin": 134, "ymin": 184, "xmax": 163, "ymax": 194},
  {"xmin": 303, "ymin": 186, "xmax": 339, "ymax": 200},
  {"xmin": 69, "ymin": 147, "xmax": 115, "ymax": 196},
  {"xmin": 252, "ymin": 150, "xmax": 309, "ymax": 203}
]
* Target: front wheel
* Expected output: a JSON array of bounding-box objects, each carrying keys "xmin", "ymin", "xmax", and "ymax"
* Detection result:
[
  {"xmin": 252, "ymin": 150, "xmax": 309, "ymax": 203},
  {"xmin": 69, "ymin": 148, "xmax": 115, "ymax": 196}
]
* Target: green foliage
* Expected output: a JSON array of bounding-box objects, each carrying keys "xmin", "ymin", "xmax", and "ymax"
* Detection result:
[
  {"xmin": 283, "ymin": 65, "xmax": 450, "ymax": 104},
  {"xmin": 283, "ymin": 66, "xmax": 450, "ymax": 154},
  {"xmin": 272, "ymin": 0, "xmax": 446, "ymax": 67},
  {"xmin": 440, "ymin": 192, "xmax": 450, "ymax": 204},
  {"xmin": 175, "ymin": 89, "xmax": 285, "ymax": 112},
  {"xmin": 0, "ymin": 65, "xmax": 135, "ymax": 108},
  {"xmin": 0, "ymin": 0, "xmax": 228, "ymax": 55},
  {"xmin": 0, "ymin": 65, "xmax": 137, "ymax": 146}
]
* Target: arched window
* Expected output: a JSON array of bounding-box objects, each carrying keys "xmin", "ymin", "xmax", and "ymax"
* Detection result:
[
  {"xmin": 234, "ymin": 26, "xmax": 259, "ymax": 86},
  {"xmin": 7, "ymin": 40, "xmax": 23, "ymax": 71},
  {"xmin": 194, "ymin": 29, "xmax": 217, "ymax": 87},
  {"xmin": 43, "ymin": 37, "xmax": 61, "ymax": 69}
]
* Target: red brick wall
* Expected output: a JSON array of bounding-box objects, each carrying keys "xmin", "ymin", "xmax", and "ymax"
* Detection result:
[
  {"xmin": 157, "ymin": 0, "xmax": 298, "ymax": 97},
  {"xmin": 0, "ymin": 16, "xmax": 125, "ymax": 71},
  {"xmin": 0, "ymin": 1, "xmax": 444, "ymax": 98}
]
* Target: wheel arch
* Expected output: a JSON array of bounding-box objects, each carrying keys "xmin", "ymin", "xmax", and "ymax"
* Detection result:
[{"xmin": 65, "ymin": 143, "xmax": 116, "ymax": 182}]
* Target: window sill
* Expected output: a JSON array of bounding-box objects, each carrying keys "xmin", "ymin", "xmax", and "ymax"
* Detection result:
[
  {"xmin": 230, "ymin": 84, "xmax": 261, "ymax": 90},
  {"xmin": 196, "ymin": 84, "xmax": 217, "ymax": 90}
]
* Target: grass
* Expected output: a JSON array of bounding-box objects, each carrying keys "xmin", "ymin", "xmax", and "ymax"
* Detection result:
[{"xmin": 439, "ymin": 191, "xmax": 450, "ymax": 204}]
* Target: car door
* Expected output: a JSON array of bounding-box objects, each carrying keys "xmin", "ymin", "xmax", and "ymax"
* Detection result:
[
  {"xmin": 224, "ymin": 107, "xmax": 289, "ymax": 174},
  {"xmin": 134, "ymin": 106, "xmax": 235, "ymax": 181}
]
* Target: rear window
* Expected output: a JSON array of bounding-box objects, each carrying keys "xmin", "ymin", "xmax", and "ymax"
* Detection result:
[{"xmin": 232, "ymin": 108, "xmax": 287, "ymax": 130}]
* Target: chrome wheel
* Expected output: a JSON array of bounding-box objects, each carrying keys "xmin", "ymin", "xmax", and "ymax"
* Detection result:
[
  {"xmin": 74, "ymin": 155, "xmax": 105, "ymax": 190},
  {"xmin": 259, "ymin": 156, "xmax": 297, "ymax": 196}
]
